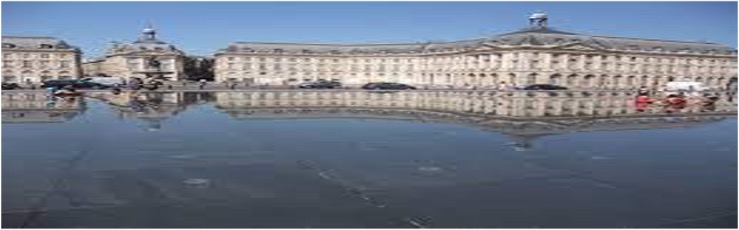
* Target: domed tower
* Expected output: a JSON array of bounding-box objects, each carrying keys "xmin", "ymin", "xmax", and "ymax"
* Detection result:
[
  {"xmin": 135, "ymin": 24, "xmax": 166, "ymax": 44},
  {"xmin": 88, "ymin": 24, "xmax": 186, "ymax": 82}
]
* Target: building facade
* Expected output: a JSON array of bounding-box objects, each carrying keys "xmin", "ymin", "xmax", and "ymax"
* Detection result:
[
  {"xmin": 2, "ymin": 36, "xmax": 82, "ymax": 84},
  {"xmin": 81, "ymin": 26, "xmax": 186, "ymax": 81},
  {"xmin": 214, "ymin": 14, "xmax": 738, "ymax": 89}
]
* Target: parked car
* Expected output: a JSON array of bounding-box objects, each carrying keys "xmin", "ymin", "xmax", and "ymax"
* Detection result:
[
  {"xmin": 41, "ymin": 80, "xmax": 79, "ymax": 89},
  {"xmin": 362, "ymin": 82, "xmax": 416, "ymax": 90},
  {"xmin": 42, "ymin": 80, "xmax": 110, "ymax": 89},
  {"xmin": 298, "ymin": 80, "xmax": 341, "ymax": 89},
  {"xmin": 2, "ymin": 83, "xmax": 22, "ymax": 90},
  {"xmin": 79, "ymin": 76, "xmax": 126, "ymax": 87},
  {"xmin": 523, "ymin": 84, "xmax": 568, "ymax": 90}
]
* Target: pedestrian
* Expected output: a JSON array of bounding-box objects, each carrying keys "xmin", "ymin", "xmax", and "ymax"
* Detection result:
[
  {"xmin": 199, "ymin": 79, "xmax": 206, "ymax": 90},
  {"xmin": 498, "ymin": 81, "xmax": 508, "ymax": 90},
  {"xmin": 111, "ymin": 87, "xmax": 122, "ymax": 95},
  {"xmin": 637, "ymin": 86, "xmax": 649, "ymax": 96}
]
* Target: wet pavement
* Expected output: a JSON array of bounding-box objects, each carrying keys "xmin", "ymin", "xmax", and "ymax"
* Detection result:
[{"xmin": 2, "ymin": 90, "xmax": 737, "ymax": 228}]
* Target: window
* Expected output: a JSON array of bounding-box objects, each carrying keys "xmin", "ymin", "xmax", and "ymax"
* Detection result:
[
  {"xmin": 2, "ymin": 60, "xmax": 12, "ymax": 68},
  {"xmin": 40, "ymin": 60, "xmax": 50, "ymax": 68},
  {"xmin": 227, "ymin": 57, "xmax": 235, "ymax": 61},
  {"xmin": 22, "ymin": 61, "xmax": 31, "ymax": 68},
  {"xmin": 60, "ymin": 61, "xmax": 70, "ymax": 68},
  {"xmin": 41, "ymin": 54, "xmax": 50, "ymax": 59}
]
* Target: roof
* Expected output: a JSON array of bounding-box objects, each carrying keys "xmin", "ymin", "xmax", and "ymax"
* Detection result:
[
  {"xmin": 2, "ymin": 36, "xmax": 78, "ymax": 50},
  {"xmin": 105, "ymin": 27, "xmax": 184, "ymax": 56},
  {"xmin": 218, "ymin": 25, "xmax": 736, "ymax": 56}
]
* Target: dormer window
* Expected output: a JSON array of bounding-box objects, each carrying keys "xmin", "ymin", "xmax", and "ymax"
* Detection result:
[
  {"xmin": 301, "ymin": 49, "xmax": 311, "ymax": 54},
  {"xmin": 40, "ymin": 44, "xmax": 54, "ymax": 49},
  {"xmin": 2, "ymin": 43, "xmax": 16, "ymax": 48},
  {"xmin": 274, "ymin": 49, "xmax": 284, "ymax": 53},
  {"xmin": 330, "ymin": 50, "xmax": 340, "ymax": 54}
]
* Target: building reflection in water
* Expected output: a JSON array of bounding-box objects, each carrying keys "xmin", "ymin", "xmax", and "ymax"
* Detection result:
[
  {"xmin": 3, "ymin": 90, "xmax": 736, "ymax": 150},
  {"xmin": 212, "ymin": 90, "xmax": 736, "ymax": 151},
  {"xmin": 2, "ymin": 92, "xmax": 86, "ymax": 123},
  {"xmin": 85, "ymin": 91, "xmax": 216, "ymax": 131}
]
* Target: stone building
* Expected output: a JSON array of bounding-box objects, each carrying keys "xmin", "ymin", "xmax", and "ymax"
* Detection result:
[
  {"xmin": 214, "ymin": 13, "xmax": 737, "ymax": 89},
  {"xmin": 82, "ymin": 26, "xmax": 185, "ymax": 81},
  {"xmin": 2, "ymin": 36, "xmax": 82, "ymax": 83},
  {"xmin": 2, "ymin": 92, "xmax": 86, "ymax": 123}
]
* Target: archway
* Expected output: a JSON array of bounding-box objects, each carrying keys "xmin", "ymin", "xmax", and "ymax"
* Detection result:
[
  {"xmin": 3, "ymin": 75, "xmax": 17, "ymax": 83},
  {"xmin": 526, "ymin": 73, "xmax": 536, "ymax": 86},
  {"xmin": 59, "ymin": 71, "xmax": 72, "ymax": 80},
  {"xmin": 598, "ymin": 75, "xmax": 608, "ymax": 89},
  {"xmin": 717, "ymin": 77, "xmax": 727, "ymax": 87},
  {"xmin": 626, "ymin": 76, "xmax": 636, "ymax": 88},
  {"xmin": 583, "ymin": 75, "xmax": 595, "ymax": 88},
  {"xmin": 467, "ymin": 73, "xmax": 476, "ymax": 87},
  {"xmin": 613, "ymin": 75, "xmax": 623, "ymax": 89},
  {"xmin": 566, "ymin": 74, "xmax": 577, "ymax": 87},
  {"xmin": 640, "ymin": 76, "xmax": 649, "ymax": 86},
  {"xmin": 489, "ymin": 73, "xmax": 498, "ymax": 88},
  {"xmin": 706, "ymin": 77, "xmax": 715, "ymax": 87},
  {"xmin": 2, "ymin": 70, "xmax": 15, "ymax": 83},
  {"xmin": 549, "ymin": 74, "xmax": 561, "ymax": 85},
  {"xmin": 40, "ymin": 71, "xmax": 52, "ymax": 82},
  {"xmin": 21, "ymin": 70, "xmax": 34, "ymax": 83},
  {"xmin": 478, "ymin": 73, "xmax": 487, "ymax": 87}
]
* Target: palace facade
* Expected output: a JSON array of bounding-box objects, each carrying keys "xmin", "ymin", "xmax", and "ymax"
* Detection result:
[
  {"xmin": 82, "ymin": 26, "xmax": 186, "ymax": 81},
  {"xmin": 2, "ymin": 36, "xmax": 82, "ymax": 84},
  {"xmin": 214, "ymin": 14, "xmax": 738, "ymax": 89}
]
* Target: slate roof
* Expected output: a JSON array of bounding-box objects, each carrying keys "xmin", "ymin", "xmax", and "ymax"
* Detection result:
[
  {"xmin": 218, "ymin": 25, "xmax": 736, "ymax": 55},
  {"xmin": 2, "ymin": 36, "xmax": 78, "ymax": 50}
]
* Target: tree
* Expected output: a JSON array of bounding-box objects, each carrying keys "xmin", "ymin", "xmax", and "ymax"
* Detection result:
[{"xmin": 183, "ymin": 56, "xmax": 214, "ymax": 81}]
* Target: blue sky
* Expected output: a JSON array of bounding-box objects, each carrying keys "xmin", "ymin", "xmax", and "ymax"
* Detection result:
[{"xmin": 3, "ymin": 1, "xmax": 736, "ymax": 58}]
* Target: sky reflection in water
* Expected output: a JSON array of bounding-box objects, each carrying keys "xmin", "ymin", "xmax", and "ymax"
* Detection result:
[{"xmin": 2, "ymin": 90, "xmax": 737, "ymax": 228}]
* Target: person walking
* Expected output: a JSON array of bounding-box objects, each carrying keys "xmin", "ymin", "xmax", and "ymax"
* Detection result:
[{"xmin": 199, "ymin": 79, "xmax": 207, "ymax": 90}]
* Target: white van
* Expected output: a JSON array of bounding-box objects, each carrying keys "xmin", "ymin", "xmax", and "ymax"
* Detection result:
[
  {"xmin": 664, "ymin": 81, "xmax": 708, "ymax": 92},
  {"xmin": 80, "ymin": 76, "xmax": 126, "ymax": 86}
]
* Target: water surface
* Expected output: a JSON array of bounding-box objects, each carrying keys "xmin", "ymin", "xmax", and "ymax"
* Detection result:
[{"xmin": 3, "ymin": 90, "xmax": 737, "ymax": 228}]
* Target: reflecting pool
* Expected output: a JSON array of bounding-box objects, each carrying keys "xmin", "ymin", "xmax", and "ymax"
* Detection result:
[{"xmin": 2, "ymin": 90, "xmax": 737, "ymax": 228}]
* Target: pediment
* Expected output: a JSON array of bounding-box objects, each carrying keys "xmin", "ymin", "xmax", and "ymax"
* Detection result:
[
  {"xmin": 476, "ymin": 43, "xmax": 508, "ymax": 50},
  {"xmin": 556, "ymin": 42, "xmax": 607, "ymax": 52}
]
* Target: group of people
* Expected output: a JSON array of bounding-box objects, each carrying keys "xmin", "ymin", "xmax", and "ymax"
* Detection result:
[{"xmin": 634, "ymin": 86, "xmax": 723, "ymax": 112}]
